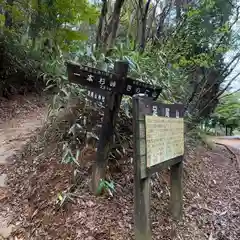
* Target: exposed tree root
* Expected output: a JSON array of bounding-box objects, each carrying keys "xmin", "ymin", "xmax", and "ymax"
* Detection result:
[{"xmin": 215, "ymin": 142, "xmax": 240, "ymax": 172}]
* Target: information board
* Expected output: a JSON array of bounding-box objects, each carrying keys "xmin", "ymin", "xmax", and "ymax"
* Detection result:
[
  {"xmin": 145, "ymin": 116, "xmax": 184, "ymax": 167},
  {"xmin": 132, "ymin": 95, "xmax": 185, "ymax": 178}
]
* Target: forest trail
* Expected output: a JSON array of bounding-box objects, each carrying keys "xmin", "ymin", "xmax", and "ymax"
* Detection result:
[
  {"xmin": 213, "ymin": 137, "xmax": 240, "ymax": 151},
  {"xmin": 0, "ymin": 95, "xmax": 47, "ymax": 239}
]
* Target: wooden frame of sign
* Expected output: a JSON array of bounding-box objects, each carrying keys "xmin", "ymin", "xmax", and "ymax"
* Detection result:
[{"xmin": 132, "ymin": 94, "xmax": 184, "ymax": 240}]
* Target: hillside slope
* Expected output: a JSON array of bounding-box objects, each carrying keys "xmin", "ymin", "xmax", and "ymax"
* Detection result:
[{"xmin": 0, "ymin": 96, "xmax": 239, "ymax": 240}]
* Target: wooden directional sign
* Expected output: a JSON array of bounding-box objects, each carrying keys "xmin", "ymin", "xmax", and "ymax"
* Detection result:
[
  {"xmin": 66, "ymin": 61, "xmax": 162, "ymax": 100},
  {"xmin": 66, "ymin": 62, "xmax": 122, "ymax": 94},
  {"xmin": 124, "ymin": 77, "xmax": 161, "ymax": 100}
]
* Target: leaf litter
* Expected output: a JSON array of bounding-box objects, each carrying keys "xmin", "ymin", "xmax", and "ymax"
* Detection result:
[{"xmin": 0, "ymin": 96, "xmax": 239, "ymax": 240}]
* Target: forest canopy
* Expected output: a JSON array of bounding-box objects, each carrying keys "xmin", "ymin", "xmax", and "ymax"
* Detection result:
[{"xmin": 0, "ymin": 0, "xmax": 240, "ymax": 129}]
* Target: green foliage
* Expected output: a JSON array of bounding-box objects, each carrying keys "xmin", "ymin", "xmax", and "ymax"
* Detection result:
[
  {"xmin": 34, "ymin": 0, "xmax": 98, "ymax": 46},
  {"xmin": 0, "ymin": 13, "xmax": 5, "ymax": 27},
  {"xmin": 2, "ymin": 0, "xmax": 237, "ymax": 109},
  {"xmin": 165, "ymin": 0, "xmax": 232, "ymax": 70},
  {"xmin": 0, "ymin": 0, "xmax": 101, "ymax": 98},
  {"xmin": 62, "ymin": 144, "xmax": 80, "ymax": 166},
  {"xmin": 2, "ymin": 0, "xmax": 99, "ymax": 49},
  {"xmin": 97, "ymin": 179, "xmax": 115, "ymax": 196},
  {"xmin": 212, "ymin": 92, "xmax": 240, "ymax": 131}
]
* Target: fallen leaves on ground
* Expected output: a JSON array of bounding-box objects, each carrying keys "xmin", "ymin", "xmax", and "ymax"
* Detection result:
[
  {"xmin": 1, "ymin": 96, "xmax": 239, "ymax": 240},
  {"xmin": 0, "ymin": 94, "xmax": 47, "ymax": 124},
  {"xmin": 3, "ymin": 142, "xmax": 239, "ymax": 240}
]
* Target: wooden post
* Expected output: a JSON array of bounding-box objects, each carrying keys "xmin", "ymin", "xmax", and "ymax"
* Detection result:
[
  {"xmin": 92, "ymin": 61, "xmax": 129, "ymax": 195},
  {"xmin": 134, "ymin": 177, "xmax": 151, "ymax": 240},
  {"xmin": 132, "ymin": 95, "xmax": 151, "ymax": 240},
  {"xmin": 170, "ymin": 159, "xmax": 183, "ymax": 220}
]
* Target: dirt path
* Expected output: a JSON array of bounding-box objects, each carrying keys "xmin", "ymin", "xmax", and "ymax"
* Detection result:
[
  {"xmin": 213, "ymin": 137, "xmax": 240, "ymax": 151},
  {"xmin": 0, "ymin": 95, "xmax": 47, "ymax": 239}
]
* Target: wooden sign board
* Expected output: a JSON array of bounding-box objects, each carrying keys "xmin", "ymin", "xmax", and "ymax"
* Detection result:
[
  {"xmin": 145, "ymin": 116, "xmax": 184, "ymax": 167},
  {"xmin": 66, "ymin": 62, "xmax": 122, "ymax": 93},
  {"xmin": 133, "ymin": 96, "xmax": 184, "ymax": 179},
  {"xmin": 66, "ymin": 61, "xmax": 162, "ymax": 100},
  {"xmin": 124, "ymin": 77, "xmax": 161, "ymax": 100}
]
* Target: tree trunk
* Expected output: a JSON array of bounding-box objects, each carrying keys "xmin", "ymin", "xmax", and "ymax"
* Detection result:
[
  {"xmin": 96, "ymin": 0, "xmax": 108, "ymax": 49},
  {"xmin": 146, "ymin": 2, "xmax": 157, "ymax": 41},
  {"xmin": 30, "ymin": 0, "xmax": 41, "ymax": 41},
  {"xmin": 139, "ymin": 0, "xmax": 151, "ymax": 53},
  {"xmin": 127, "ymin": 10, "xmax": 136, "ymax": 43},
  {"xmin": 155, "ymin": 3, "xmax": 172, "ymax": 41},
  {"xmin": 103, "ymin": 0, "xmax": 125, "ymax": 51},
  {"xmin": 5, "ymin": 0, "xmax": 14, "ymax": 28},
  {"xmin": 134, "ymin": 0, "xmax": 142, "ymax": 50},
  {"xmin": 175, "ymin": 0, "xmax": 182, "ymax": 22}
]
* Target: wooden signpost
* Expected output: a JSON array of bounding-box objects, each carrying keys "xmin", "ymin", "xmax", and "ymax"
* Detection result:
[
  {"xmin": 132, "ymin": 95, "xmax": 184, "ymax": 240},
  {"xmin": 66, "ymin": 61, "xmax": 184, "ymax": 239},
  {"xmin": 66, "ymin": 61, "xmax": 162, "ymax": 194}
]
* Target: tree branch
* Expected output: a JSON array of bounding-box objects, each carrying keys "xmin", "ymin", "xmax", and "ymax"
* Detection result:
[
  {"xmin": 219, "ymin": 88, "xmax": 240, "ymax": 99},
  {"xmin": 198, "ymin": 71, "xmax": 240, "ymax": 117}
]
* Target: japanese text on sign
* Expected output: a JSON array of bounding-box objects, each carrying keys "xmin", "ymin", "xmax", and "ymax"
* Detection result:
[
  {"xmin": 145, "ymin": 116, "xmax": 184, "ymax": 167},
  {"xmin": 67, "ymin": 62, "xmax": 162, "ymax": 99},
  {"xmin": 124, "ymin": 77, "xmax": 161, "ymax": 100},
  {"xmin": 67, "ymin": 63, "xmax": 120, "ymax": 93},
  {"xmin": 87, "ymin": 90, "xmax": 106, "ymax": 104}
]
